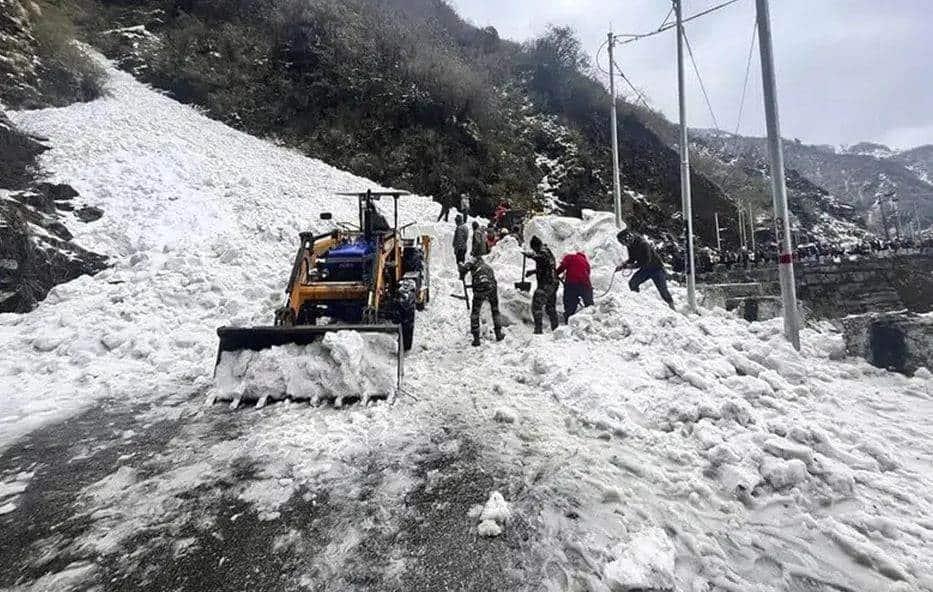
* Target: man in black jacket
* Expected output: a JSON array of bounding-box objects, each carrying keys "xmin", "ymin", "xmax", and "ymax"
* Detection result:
[
  {"xmin": 452, "ymin": 215, "xmax": 469, "ymax": 264},
  {"xmin": 616, "ymin": 230, "xmax": 675, "ymax": 310}
]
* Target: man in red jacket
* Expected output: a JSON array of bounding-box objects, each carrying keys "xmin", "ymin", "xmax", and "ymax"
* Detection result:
[{"xmin": 556, "ymin": 251, "xmax": 593, "ymax": 322}]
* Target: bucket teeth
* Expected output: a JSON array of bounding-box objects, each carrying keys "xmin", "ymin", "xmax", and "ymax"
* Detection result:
[{"xmin": 212, "ymin": 323, "xmax": 403, "ymax": 408}]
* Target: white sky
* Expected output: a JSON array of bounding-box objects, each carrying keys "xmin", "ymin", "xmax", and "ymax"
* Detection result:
[{"xmin": 449, "ymin": 0, "xmax": 933, "ymax": 149}]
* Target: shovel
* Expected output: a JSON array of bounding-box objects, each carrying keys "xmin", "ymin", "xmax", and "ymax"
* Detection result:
[
  {"xmin": 514, "ymin": 254, "xmax": 531, "ymax": 292},
  {"xmin": 451, "ymin": 280, "xmax": 471, "ymax": 309}
]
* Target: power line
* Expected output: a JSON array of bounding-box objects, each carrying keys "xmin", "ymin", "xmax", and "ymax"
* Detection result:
[
  {"xmin": 617, "ymin": 68, "xmax": 654, "ymax": 111},
  {"xmin": 683, "ymin": 30, "xmax": 722, "ymax": 133},
  {"xmin": 617, "ymin": 0, "xmax": 743, "ymax": 46},
  {"xmin": 734, "ymin": 17, "xmax": 758, "ymax": 136},
  {"xmin": 595, "ymin": 38, "xmax": 655, "ymax": 111},
  {"xmin": 657, "ymin": 4, "xmax": 675, "ymax": 30}
]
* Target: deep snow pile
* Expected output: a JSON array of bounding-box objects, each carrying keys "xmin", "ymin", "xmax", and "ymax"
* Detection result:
[
  {"xmin": 0, "ymin": 56, "xmax": 437, "ymax": 448},
  {"xmin": 1, "ymin": 56, "xmax": 931, "ymax": 592},
  {"xmin": 211, "ymin": 331, "xmax": 398, "ymax": 407}
]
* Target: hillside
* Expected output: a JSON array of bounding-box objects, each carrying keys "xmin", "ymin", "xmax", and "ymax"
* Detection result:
[
  {"xmin": 0, "ymin": 0, "xmax": 109, "ymax": 313},
  {"xmin": 57, "ymin": 0, "xmax": 740, "ymax": 244},
  {"xmin": 690, "ymin": 130, "xmax": 932, "ymax": 241}
]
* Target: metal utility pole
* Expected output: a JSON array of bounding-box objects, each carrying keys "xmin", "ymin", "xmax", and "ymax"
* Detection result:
[
  {"xmin": 714, "ymin": 213, "xmax": 722, "ymax": 250},
  {"xmin": 756, "ymin": 0, "xmax": 800, "ymax": 350},
  {"xmin": 913, "ymin": 200, "xmax": 922, "ymax": 240},
  {"xmin": 878, "ymin": 192, "xmax": 892, "ymax": 241},
  {"xmin": 674, "ymin": 0, "xmax": 696, "ymax": 312},
  {"xmin": 891, "ymin": 195, "xmax": 903, "ymax": 240},
  {"xmin": 607, "ymin": 31, "xmax": 623, "ymax": 229},
  {"xmin": 738, "ymin": 207, "xmax": 746, "ymax": 248}
]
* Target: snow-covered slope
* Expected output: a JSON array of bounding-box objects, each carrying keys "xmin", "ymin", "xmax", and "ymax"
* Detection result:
[
  {"xmin": 0, "ymin": 61, "xmax": 436, "ymax": 446},
  {"xmin": 1, "ymin": 60, "xmax": 931, "ymax": 592}
]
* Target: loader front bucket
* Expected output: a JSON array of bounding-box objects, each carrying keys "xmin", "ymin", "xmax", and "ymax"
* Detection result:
[{"xmin": 212, "ymin": 324, "xmax": 405, "ymax": 407}]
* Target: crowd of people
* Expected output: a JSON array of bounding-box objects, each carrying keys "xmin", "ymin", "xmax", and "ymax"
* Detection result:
[
  {"xmin": 445, "ymin": 202, "xmax": 930, "ymax": 345},
  {"xmin": 661, "ymin": 235, "xmax": 933, "ymax": 275},
  {"xmin": 453, "ymin": 219, "xmax": 675, "ymax": 346}
]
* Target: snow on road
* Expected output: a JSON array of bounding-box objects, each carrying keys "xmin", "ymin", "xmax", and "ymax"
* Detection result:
[{"xmin": 1, "ymin": 59, "xmax": 932, "ymax": 591}]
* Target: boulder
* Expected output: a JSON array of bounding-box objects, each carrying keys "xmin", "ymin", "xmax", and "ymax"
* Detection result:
[{"xmin": 842, "ymin": 312, "xmax": 933, "ymax": 376}]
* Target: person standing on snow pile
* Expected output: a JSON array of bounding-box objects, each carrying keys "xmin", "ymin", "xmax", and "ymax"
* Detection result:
[
  {"xmin": 437, "ymin": 196, "xmax": 452, "ymax": 222},
  {"xmin": 556, "ymin": 250, "xmax": 593, "ymax": 321},
  {"xmin": 493, "ymin": 200, "xmax": 509, "ymax": 227},
  {"xmin": 615, "ymin": 230, "xmax": 675, "ymax": 310},
  {"xmin": 452, "ymin": 214, "xmax": 469, "ymax": 264},
  {"xmin": 459, "ymin": 256, "xmax": 504, "ymax": 346},
  {"xmin": 471, "ymin": 220, "xmax": 488, "ymax": 258},
  {"xmin": 460, "ymin": 193, "xmax": 471, "ymax": 218},
  {"xmin": 524, "ymin": 236, "xmax": 560, "ymax": 334}
]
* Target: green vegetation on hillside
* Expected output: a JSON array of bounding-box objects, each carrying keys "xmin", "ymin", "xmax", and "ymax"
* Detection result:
[
  {"xmin": 0, "ymin": 0, "xmax": 106, "ymax": 109},
  {"xmin": 64, "ymin": 0, "xmax": 735, "ymax": 242}
]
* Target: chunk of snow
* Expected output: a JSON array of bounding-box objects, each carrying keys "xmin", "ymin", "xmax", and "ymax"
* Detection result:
[
  {"xmin": 479, "ymin": 490, "xmax": 512, "ymax": 524},
  {"xmin": 492, "ymin": 406, "xmax": 517, "ymax": 424},
  {"xmin": 760, "ymin": 457, "xmax": 808, "ymax": 489},
  {"xmin": 603, "ymin": 528, "xmax": 676, "ymax": 591},
  {"xmin": 477, "ymin": 519, "xmax": 502, "ymax": 537}
]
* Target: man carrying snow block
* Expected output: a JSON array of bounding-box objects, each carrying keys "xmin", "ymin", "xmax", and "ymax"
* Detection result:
[
  {"xmin": 453, "ymin": 214, "xmax": 469, "ymax": 264},
  {"xmin": 524, "ymin": 236, "xmax": 560, "ymax": 334},
  {"xmin": 615, "ymin": 230, "xmax": 675, "ymax": 310},
  {"xmin": 557, "ymin": 250, "xmax": 593, "ymax": 321},
  {"xmin": 459, "ymin": 256, "xmax": 504, "ymax": 347}
]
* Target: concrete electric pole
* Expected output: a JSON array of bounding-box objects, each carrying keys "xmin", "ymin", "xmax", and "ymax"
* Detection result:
[
  {"xmin": 714, "ymin": 213, "xmax": 722, "ymax": 250},
  {"xmin": 756, "ymin": 0, "xmax": 800, "ymax": 350},
  {"xmin": 674, "ymin": 0, "xmax": 697, "ymax": 312},
  {"xmin": 607, "ymin": 31, "xmax": 623, "ymax": 229}
]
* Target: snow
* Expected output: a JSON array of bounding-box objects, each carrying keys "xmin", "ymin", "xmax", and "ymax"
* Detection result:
[
  {"xmin": 2, "ymin": 56, "xmax": 932, "ymax": 592},
  {"xmin": 0, "ymin": 55, "xmax": 436, "ymax": 448},
  {"xmin": 603, "ymin": 528, "xmax": 676, "ymax": 592},
  {"xmin": 210, "ymin": 331, "xmax": 398, "ymax": 407},
  {"xmin": 474, "ymin": 491, "xmax": 512, "ymax": 537}
]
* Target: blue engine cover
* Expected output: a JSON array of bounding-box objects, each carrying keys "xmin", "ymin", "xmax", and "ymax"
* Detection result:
[
  {"xmin": 326, "ymin": 238, "xmax": 376, "ymax": 259},
  {"xmin": 317, "ymin": 238, "xmax": 376, "ymax": 283}
]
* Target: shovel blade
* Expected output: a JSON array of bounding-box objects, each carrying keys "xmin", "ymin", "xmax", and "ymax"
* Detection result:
[{"xmin": 514, "ymin": 281, "xmax": 531, "ymax": 292}]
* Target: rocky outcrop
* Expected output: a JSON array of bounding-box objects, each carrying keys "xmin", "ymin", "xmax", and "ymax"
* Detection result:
[
  {"xmin": 0, "ymin": 112, "xmax": 107, "ymax": 313},
  {"xmin": 1, "ymin": 196, "xmax": 108, "ymax": 312},
  {"xmin": 842, "ymin": 312, "xmax": 932, "ymax": 376}
]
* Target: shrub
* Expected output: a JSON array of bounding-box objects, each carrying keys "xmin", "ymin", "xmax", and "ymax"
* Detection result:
[{"xmin": 32, "ymin": 1, "xmax": 107, "ymax": 106}]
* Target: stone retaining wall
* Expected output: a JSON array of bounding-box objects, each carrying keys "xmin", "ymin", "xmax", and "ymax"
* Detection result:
[{"xmin": 698, "ymin": 252, "xmax": 933, "ymax": 318}]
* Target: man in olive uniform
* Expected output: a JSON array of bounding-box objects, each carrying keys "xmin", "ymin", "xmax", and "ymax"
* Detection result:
[
  {"xmin": 524, "ymin": 236, "xmax": 559, "ymax": 334},
  {"xmin": 459, "ymin": 256, "xmax": 504, "ymax": 346}
]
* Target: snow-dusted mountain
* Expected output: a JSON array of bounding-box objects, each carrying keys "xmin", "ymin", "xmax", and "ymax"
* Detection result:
[{"xmin": 692, "ymin": 130, "xmax": 932, "ymax": 241}]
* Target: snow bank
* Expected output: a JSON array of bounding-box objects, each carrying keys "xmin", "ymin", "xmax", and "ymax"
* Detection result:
[
  {"xmin": 210, "ymin": 331, "xmax": 398, "ymax": 406},
  {"xmin": 0, "ymin": 55, "xmax": 438, "ymax": 447}
]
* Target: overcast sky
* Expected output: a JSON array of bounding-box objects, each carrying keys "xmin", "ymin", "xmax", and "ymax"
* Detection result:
[{"xmin": 448, "ymin": 0, "xmax": 932, "ymax": 149}]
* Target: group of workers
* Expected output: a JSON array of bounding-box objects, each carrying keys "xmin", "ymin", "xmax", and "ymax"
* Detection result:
[{"xmin": 453, "ymin": 221, "xmax": 676, "ymax": 346}]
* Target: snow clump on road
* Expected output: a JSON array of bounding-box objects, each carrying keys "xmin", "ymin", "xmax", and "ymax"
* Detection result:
[{"xmin": 471, "ymin": 490, "xmax": 512, "ymax": 537}]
